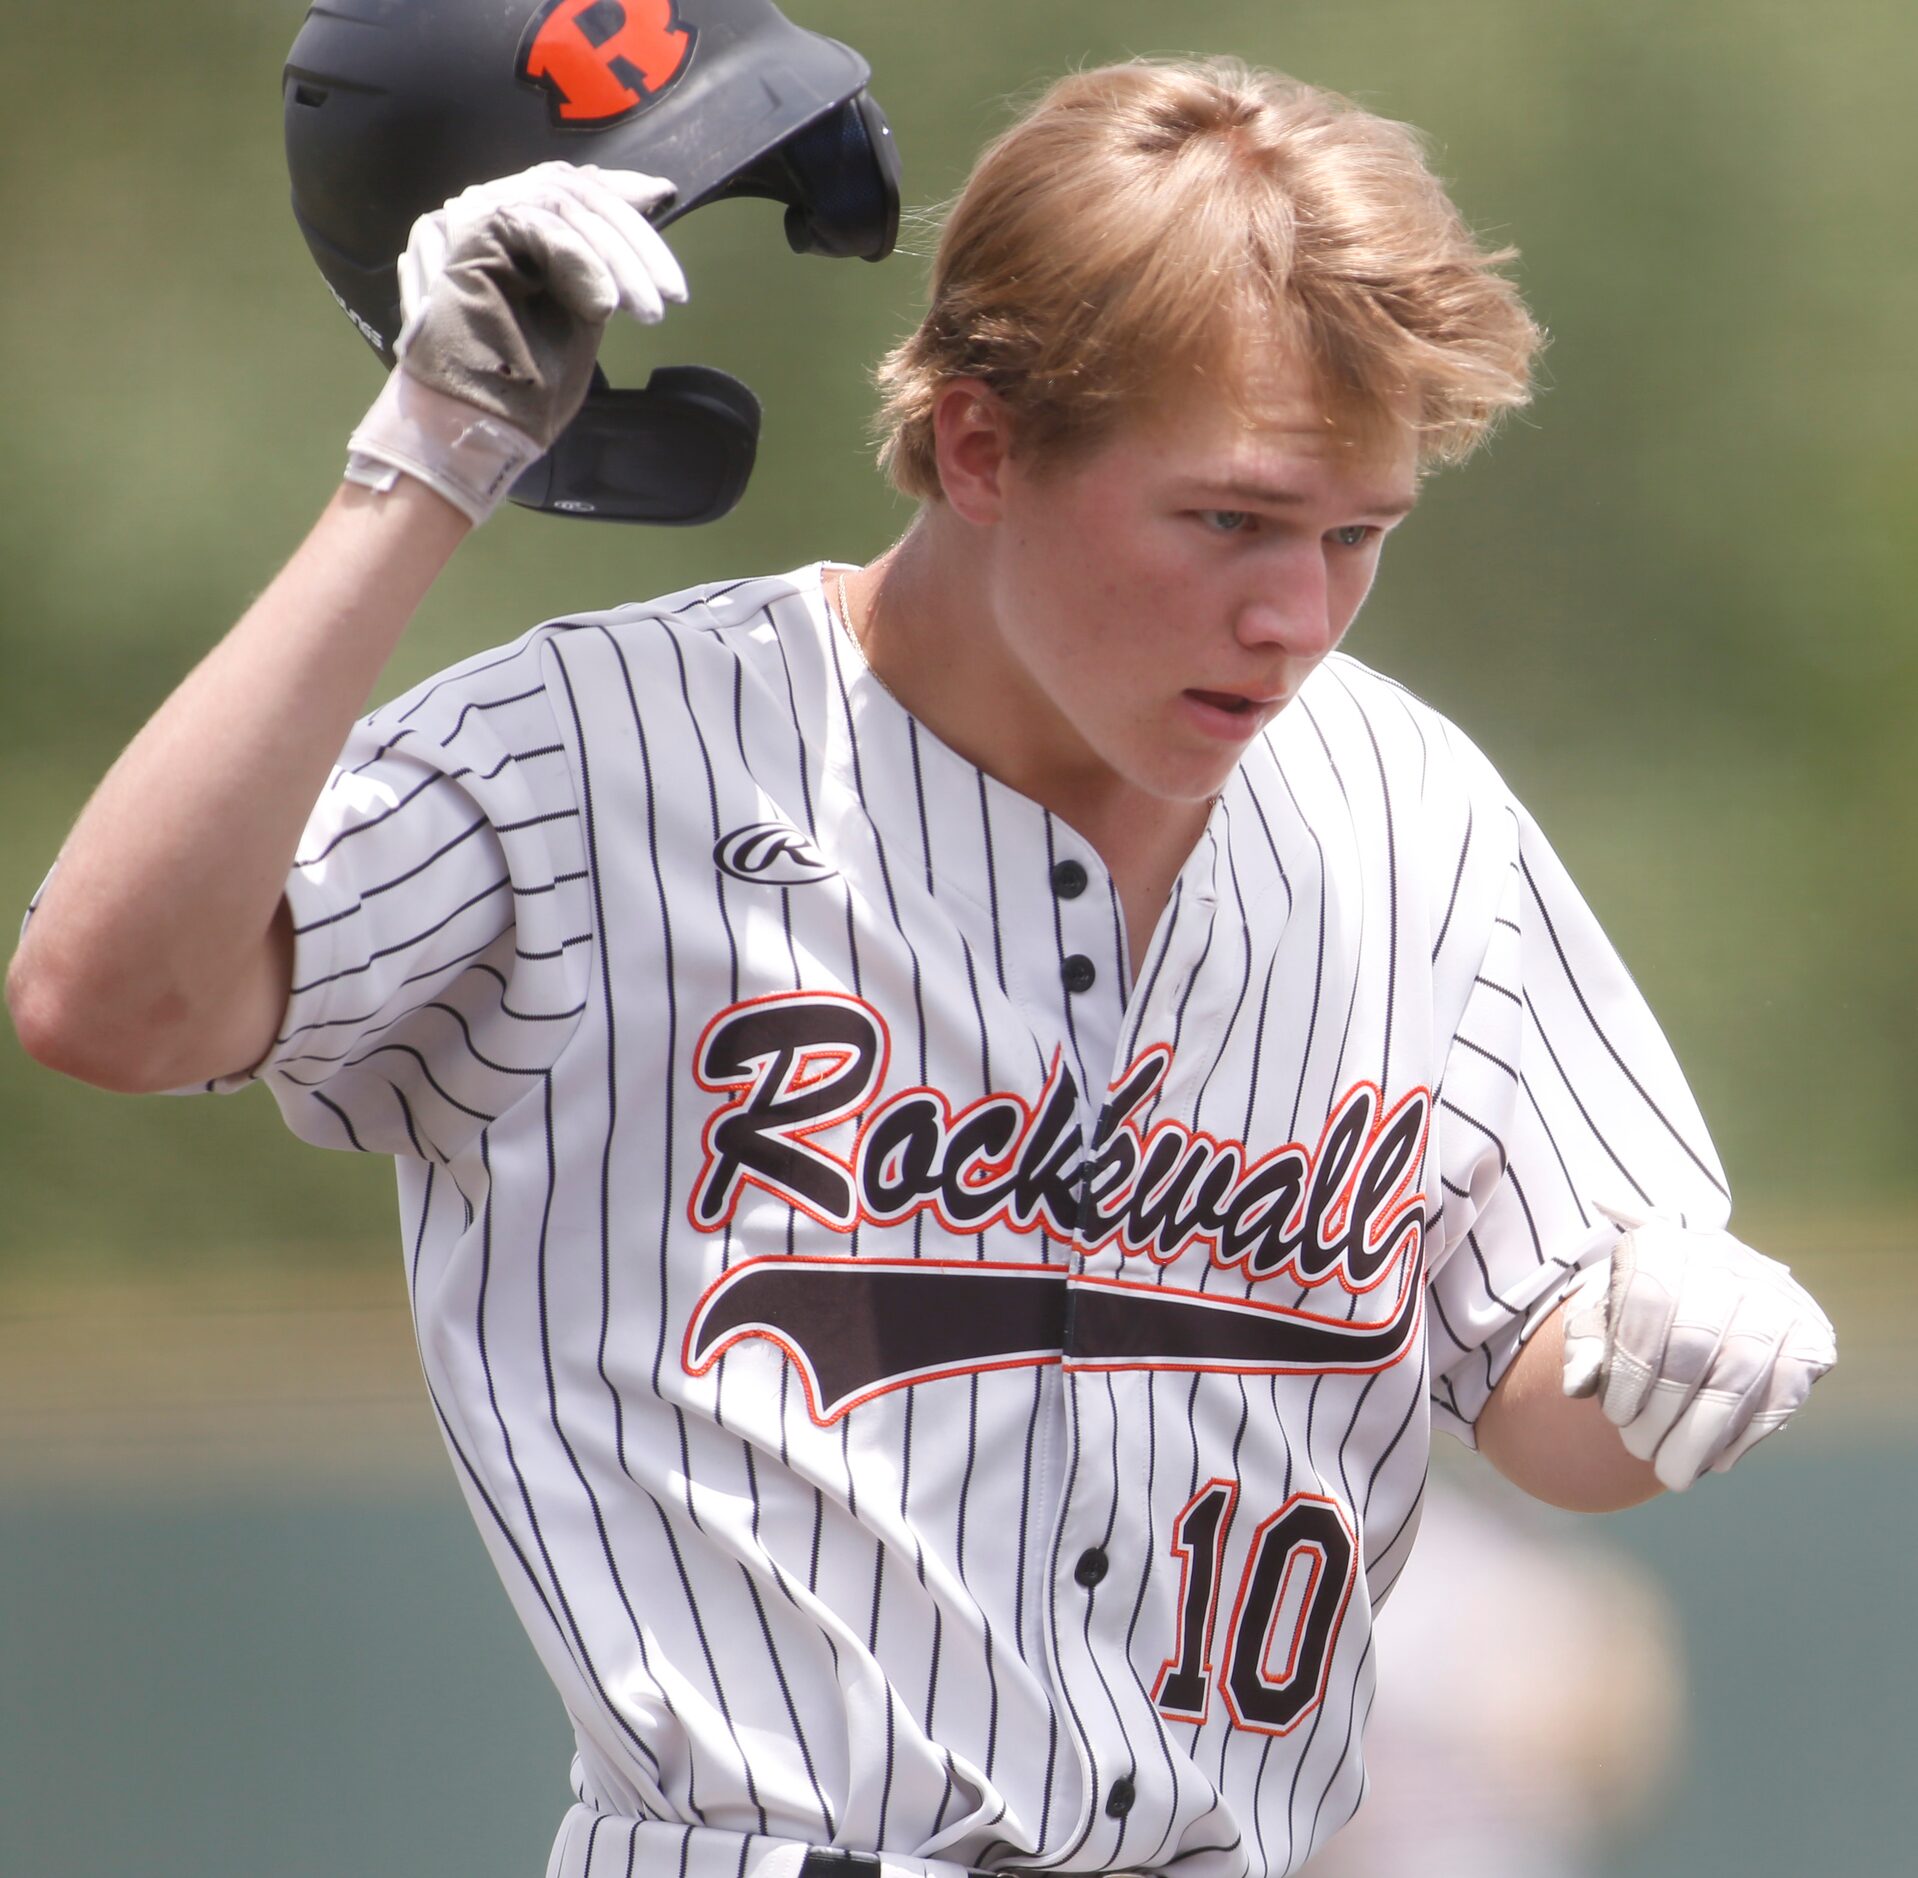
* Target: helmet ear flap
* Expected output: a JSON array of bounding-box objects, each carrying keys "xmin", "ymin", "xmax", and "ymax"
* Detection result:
[
  {"xmin": 708, "ymin": 89, "xmax": 901, "ymax": 263},
  {"xmin": 777, "ymin": 93, "xmax": 901, "ymax": 261},
  {"xmin": 510, "ymin": 365, "xmax": 761, "ymax": 524}
]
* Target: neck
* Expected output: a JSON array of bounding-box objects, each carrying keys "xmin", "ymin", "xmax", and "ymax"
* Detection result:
[{"xmin": 839, "ymin": 512, "xmax": 1212, "ymax": 954}]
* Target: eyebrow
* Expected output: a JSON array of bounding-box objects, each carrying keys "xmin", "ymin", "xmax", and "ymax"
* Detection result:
[{"xmin": 1204, "ymin": 481, "xmax": 1420, "ymax": 519}]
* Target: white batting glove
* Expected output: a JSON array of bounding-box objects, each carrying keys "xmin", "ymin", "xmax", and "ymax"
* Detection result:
[
  {"xmin": 346, "ymin": 162, "xmax": 687, "ymax": 524},
  {"xmin": 1561, "ymin": 1206, "xmax": 1837, "ymax": 1492}
]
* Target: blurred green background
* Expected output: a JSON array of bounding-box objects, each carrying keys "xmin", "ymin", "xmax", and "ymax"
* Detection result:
[
  {"xmin": 4, "ymin": 0, "xmax": 1914, "ymax": 1256},
  {"xmin": 1, "ymin": 0, "xmax": 1912, "ymax": 1874}
]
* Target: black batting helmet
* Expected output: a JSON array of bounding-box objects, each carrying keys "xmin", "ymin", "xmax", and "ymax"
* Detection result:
[{"xmin": 284, "ymin": 0, "xmax": 902, "ymax": 523}]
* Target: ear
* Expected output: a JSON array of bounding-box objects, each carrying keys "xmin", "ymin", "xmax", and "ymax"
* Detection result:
[{"xmin": 930, "ymin": 378, "xmax": 1014, "ymax": 524}]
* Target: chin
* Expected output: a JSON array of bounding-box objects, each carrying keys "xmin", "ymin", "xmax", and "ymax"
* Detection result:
[{"xmin": 1124, "ymin": 754, "xmax": 1242, "ymax": 804}]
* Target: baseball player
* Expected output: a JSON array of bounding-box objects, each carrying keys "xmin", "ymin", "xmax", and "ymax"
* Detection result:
[{"xmin": 9, "ymin": 55, "xmax": 1834, "ymax": 1878}]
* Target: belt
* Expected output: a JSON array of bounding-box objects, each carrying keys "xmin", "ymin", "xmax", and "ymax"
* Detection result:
[
  {"xmin": 545, "ymin": 1811, "xmax": 1133, "ymax": 1878},
  {"xmin": 802, "ymin": 1857, "xmax": 992, "ymax": 1878},
  {"xmin": 800, "ymin": 1857, "xmax": 1137, "ymax": 1878}
]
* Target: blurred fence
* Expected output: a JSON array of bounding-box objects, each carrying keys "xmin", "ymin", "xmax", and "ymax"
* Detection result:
[{"xmin": 0, "ymin": 1262, "xmax": 1908, "ymax": 1877}]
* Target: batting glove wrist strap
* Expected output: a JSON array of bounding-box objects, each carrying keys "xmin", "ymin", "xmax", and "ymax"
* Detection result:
[{"xmin": 345, "ymin": 369, "xmax": 544, "ymax": 527}]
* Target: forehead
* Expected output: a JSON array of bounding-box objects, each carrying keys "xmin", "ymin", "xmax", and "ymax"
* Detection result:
[{"xmin": 1121, "ymin": 352, "xmax": 1420, "ymax": 497}]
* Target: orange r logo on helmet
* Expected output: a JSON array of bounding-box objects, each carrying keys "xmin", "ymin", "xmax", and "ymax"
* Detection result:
[{"xmin": 517, "ymin": 0, "xmax": 695, "ymax": 125}]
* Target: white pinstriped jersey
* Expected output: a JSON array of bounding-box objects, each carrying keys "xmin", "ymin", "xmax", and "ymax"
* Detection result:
[{"xmin": 219, "ymin": 563, "xmax": 1731, "ymax": 1878}]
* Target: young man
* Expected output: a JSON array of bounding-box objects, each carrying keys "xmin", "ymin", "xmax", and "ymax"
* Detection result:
[{"xmin": 9, "ymin": 59, "xmax": 1832, "ymax": 1878}]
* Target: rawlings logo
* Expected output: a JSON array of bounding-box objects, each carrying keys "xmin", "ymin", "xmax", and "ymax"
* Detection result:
[
  {"xmin": 517, "ymin": 0, "xmax": 694, "ymax": 126},
  {"xmin": 714, "ymin": 821, "xmax": 838, "ymax": 886}
]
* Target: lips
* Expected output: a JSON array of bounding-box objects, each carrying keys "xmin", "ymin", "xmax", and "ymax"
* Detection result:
[
  {"xmin": 1185, "ymin": 687, "xmax": 1288, "ymax": 714},
  {"xmin": 1180, "ymin": 687, "xmax": 1288, "ymax": 743}
]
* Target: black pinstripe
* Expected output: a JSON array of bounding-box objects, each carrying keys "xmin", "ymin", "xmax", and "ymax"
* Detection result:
[{"xmin": 201, "ymin": 573, "xmax": 1738, "ymax": 1878}]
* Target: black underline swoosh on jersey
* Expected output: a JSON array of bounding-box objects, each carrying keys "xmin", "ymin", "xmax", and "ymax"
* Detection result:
[
  {"xmin": 684, "ymin": 1260, "xmax": 1422, "ymax": 1424},
  {"xmin": 687, "ymin": 1261, "xmax": 1072, "ymax": 1424},
  {"xmin": 1065, "ymin": 1270, "xmax": 1422, "ymax": 1374}
]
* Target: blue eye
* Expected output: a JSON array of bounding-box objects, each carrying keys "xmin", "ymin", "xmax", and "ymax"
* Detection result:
[
  {"xmin": 1201, "ymin": 510, "xmax": 1253, "ymax": 533},
  {"xmin": 1330, "ymin": 525, "xmax": 1378, "ymax": 549}
]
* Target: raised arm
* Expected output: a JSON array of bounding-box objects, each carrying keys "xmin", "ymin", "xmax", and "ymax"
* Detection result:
[
  {"xmin": 7, "ymin": 163, "xmax": 684, "ymax": 1094},
  {"xmin": 7, "ymin": 485, "xmax": 469, "ymax": 1093}
]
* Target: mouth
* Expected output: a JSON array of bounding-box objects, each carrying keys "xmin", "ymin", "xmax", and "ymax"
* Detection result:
[
  {"xmin": 1180, "ymin": 687, "xmax": 1286, "ymax": 742},
  {"xmin": 1186, "ymin": 688, "xmax": 1261, "ymax": 717}
]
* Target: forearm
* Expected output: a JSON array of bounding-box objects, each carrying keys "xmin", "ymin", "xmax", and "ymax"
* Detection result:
[
  {"xmin": 1476, "ymin": 1302, "xmax": 1665, "ymax": 1512},
  {"xmin": 7, "ymin": 478, "xmax": 469, "ymax": 1092}
]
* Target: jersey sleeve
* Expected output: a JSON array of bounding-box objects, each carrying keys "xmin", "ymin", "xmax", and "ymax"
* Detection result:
[
  {"xmin": 205, "ymin": 629, "xmax": 595, "ymax": 1163},
  {"xmin": 1420, "ymin": 729, "xmax": 1733, "ymax": 1442}
]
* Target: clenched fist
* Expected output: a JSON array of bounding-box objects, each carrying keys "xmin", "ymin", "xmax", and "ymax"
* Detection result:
[{"xmin": 1561, "ymin": 1208, "xmax": 1837, "ymax": 1491}]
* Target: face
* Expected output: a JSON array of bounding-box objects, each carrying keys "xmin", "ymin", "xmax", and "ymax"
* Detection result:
[{"xmin": 978, "ymin": 358, "xmax": 1419, "ymax": 806}]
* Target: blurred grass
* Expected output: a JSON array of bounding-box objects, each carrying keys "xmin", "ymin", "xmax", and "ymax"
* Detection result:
[{"xmin": 3, "ymin": 0, "xmax": 1914, "ymax": 1271}]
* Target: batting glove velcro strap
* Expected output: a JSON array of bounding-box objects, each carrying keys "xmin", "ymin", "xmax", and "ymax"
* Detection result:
[
  {"xmin": 394, "ymin": 160, "xmax": 687, "ymax": 449},
  {"xmin": 345, "ymin": 370, "xmax": 544, "ymax": 527},
  {"xmin": 1561, "ymin": 1208, "xmax": 1837, "ymax": 1492}
]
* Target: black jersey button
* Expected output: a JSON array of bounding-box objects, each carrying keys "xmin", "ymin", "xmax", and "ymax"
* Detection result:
[
  {"xmin": 1105, "ymin": 1776, "xmax": 1137, "ymax": 1818},
  {"xmin": 1061, "ymin": 954, "xmax": 1097, "ymax": 994},
  {"xmin": 1050, "ymin": 858, "xmax": 1089, "ymax": 900},
  {"xmin": 1073, "ymin": 1547, "xmax": 1109, "ymax": 1587}
]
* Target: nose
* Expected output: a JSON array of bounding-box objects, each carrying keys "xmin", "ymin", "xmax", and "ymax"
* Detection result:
[{"xmin": 1232, "ymin": 546, "xmax": 1337, "ymax": 659}]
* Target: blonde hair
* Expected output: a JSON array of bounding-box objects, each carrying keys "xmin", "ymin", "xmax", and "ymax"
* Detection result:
[{"xmin": 875, "ymin": 59, "xmax": 1543, "ymax": 498}]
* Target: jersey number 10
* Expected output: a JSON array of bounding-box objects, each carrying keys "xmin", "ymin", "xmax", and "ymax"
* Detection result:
[{"xmin": 1152, "ymin": 1482, "xmax": 1358, "ymax": 1734}]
